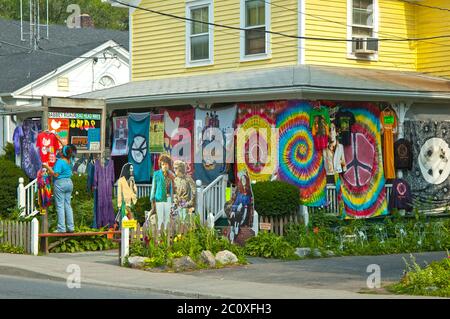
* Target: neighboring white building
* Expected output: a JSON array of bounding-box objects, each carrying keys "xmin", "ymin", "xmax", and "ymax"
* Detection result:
[{"xmin": 0, "ymin": 18, "xmax": 130, "ymax": 152}]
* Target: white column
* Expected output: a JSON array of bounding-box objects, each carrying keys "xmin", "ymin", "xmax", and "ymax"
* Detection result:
[
  {"xmin": 252, "ymin": 211, "xmax": 259, "ymax": 236},
  {"xmin": 17, "ymin": 177, "xmax": 25, "ymax": 211},
  {"xmin": 120, "ymin": 216, "xmax": 130, "ymax": 266},
  {"xmin": 30, "ymin": 218, "xmax": 39, "ymax": 256},
  {"xmin": 196, "ymin": 180, "xmax": 204, "ymax": 224}
]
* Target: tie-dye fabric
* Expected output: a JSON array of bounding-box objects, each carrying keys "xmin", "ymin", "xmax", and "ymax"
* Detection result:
[
  {"xmin": 337, "ymin": 105, "xmax": 388, "ymax": 218},
  {"xmin": 37, "ymin": 168, "xmax": 52, "ymax": 209},
  {"xmin": 277, "ymin": 101, "xmax": 327, "ymax": 207},
  {"xmin": 236, "ymin": 101, "xmax": 286, "ymax": 182}
]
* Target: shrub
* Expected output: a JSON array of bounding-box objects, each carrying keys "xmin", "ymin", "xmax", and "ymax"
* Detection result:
[
  {"xmin": 244, "ymin": 231, "xmax": 299, "ymax": 260},
  {"xmin": 0, "ymin": 159, "xmax": 28, "ymax": 218},
  {"xmin": 252, "ymin": 181, "xmax": 299, "ymax": 217},
  {"xmin": 49, "ymin": 226, "xmax": 118, "ymax": 253},
  {"xmin": 71, "ymin": 174, "xmax": 91, "ymax": 201},
  {"xmin": 0, "ymin": 242, "xmax": 25, "ymax": 254},
  {"xmin": 1, "ymin": 142, "xmax": 15, "ymax": 163},
  {"xmin": 133, "ymin": 196, "xmax": 151, "ymax": 225}
]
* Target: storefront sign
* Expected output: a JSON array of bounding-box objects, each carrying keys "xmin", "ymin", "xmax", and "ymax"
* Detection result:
[
  {"xmin": 259, "ymin": 223, "xmax": 272, "ymax": 231},
  {"xmin": 122, "ymin": 220, "xmax": 137, "ymax": 230}
]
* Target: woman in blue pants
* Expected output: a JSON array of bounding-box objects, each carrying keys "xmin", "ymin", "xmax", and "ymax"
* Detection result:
[{"xmin": 44, "ymin": 145, "xmax": 77, "ymax": 233}]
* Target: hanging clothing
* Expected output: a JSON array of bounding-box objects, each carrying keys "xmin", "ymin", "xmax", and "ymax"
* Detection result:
[
  {"xmin": 388, "ymin": 179, "xmax": 413, "ymax": 212},
  {"xmin": 117, "ymin": 176, "xmax": 137, "ymax": 208},
  {"xmin": 94, "ymin": 160, "xmax": 115, "ymax": 228},
  {"xmin": 394, "ymin": 138, "xmax": 413, "ymax": 170},
  {"xmin": 335, "ymin": 110, "xmax": 356, "ymax": 146},
  {"xmin": 309, "ymin": 106, "xmax": 330, "ymax": 151},
  {"xmin": 128, "ymin": 112, "xmax": 152, "ymax": 182},
  {"xmin": 36, "ymin": 131, "xmax": 60, "ymax": 167},
  {"xmin": 13, "ymin": 125, "xmax": 23, "ymax": 155},
  {"xmin": 21, "ymin": 119, "xmax": 42, "ymax": 179},
  {"xmin": 323, "ymin": 142, "xmax": 347, "ymax": 175},
  {"xmin": 380, "ymin": 108, "xmax": 397, "ymax": 179},
  {"xmin": 37, "ymin": 168, "xmax": 52, "ymax": 210}
]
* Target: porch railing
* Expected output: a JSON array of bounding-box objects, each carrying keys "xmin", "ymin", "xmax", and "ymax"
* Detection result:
[
  {"xmin": 17, "ymin": 178, "xmax": 38, "ymax": 216},
  {"xmin": 196, "ymin": 174, "xmax": 228, "ymax": 227}
]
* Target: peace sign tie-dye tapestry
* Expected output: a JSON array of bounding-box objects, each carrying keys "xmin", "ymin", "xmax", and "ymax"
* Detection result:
[{"xmin": 337, "ymin": 105, "xmax": 388, "ymax": 218}]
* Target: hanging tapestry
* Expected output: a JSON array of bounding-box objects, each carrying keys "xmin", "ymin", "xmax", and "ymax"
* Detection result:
[
  {"xmin": 21, "ymin": 119, "xmax": 42, "ymax": 179},
  {"xmin": 163, "ymin": 109, "xmax": 195, "ymax": 176},
  {"xmin": 111, "ymin": 116, "xmax": 129, "ymax": 156},
  {"xmin": 48, "ymin": 118, "xmax": 69, "ymax": 145},
  {"xmin": 337, "ymin": 105, "xmax": 388, "ymax": 218},
  {"xmin": 149, "ymin": 114, "xmax": 165, "ymax": 153},
  {"xmin": 403, "ymin": 120, "xmax": 450, "ymax": 210},
  {"xmin": 128, "ymin": 113, "xmax": 152, "ymax": 183},
  {"xmin": 236, "ymin": 101, "xmax": 286, "ymax": 182},
  {"xmin": 277, "ymin": 101, "xmax": 327, "ymax": 207},
  {"xmin": 194, "ymin": 105, "xmax": 237, "ymax": 184}
]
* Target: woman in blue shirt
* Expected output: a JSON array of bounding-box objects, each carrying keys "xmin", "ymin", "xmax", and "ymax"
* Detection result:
[{"xmin": 44, "ymin": 145, "xmax": 77, "ymax": 233}]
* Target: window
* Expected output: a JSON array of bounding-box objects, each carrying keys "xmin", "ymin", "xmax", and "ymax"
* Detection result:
[
  {"xmin": 241, "ymin": 0, "xmax": 270, "ymax": 61},
  {"xmin": 186, "ymin": 1, "xmax": 213, "ymax": 67},
  {"xmin": 349, "ymin": 0, "xmax": 378, "ymax": 57}
]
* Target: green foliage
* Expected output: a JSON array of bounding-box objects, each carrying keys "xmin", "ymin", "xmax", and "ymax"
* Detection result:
[
  {"xmin": 252, "ymin": 181, "xmax": 300, "ymax": 217},
  {"xmin": 0, "ymin": 242, "xmax": 25, "ymax": 254},
  {"xmin": 71, "ymin": 174, "xmax": 92, "ymax": 201},
  {"xmin": 1, "ymin": 142, "xmax": 15, "ymax": 163},
  {"xmin": 388, "ymin": 254, "xmax": 450, "ymax": 298},
  {"xmin": 129, "ymin": 215, "xmax": 247, "ymax": 270},
  {"xmin": 0, "ymin": 159, "xmax": 28, "ymax": 218},
  {"xmin": 0, "ymin": 0, "xmax": 128, "ymax": 31},
  {"xmin": 244, "ymin": 231, "xmax": 299, "ymax": 260},
  {"xmin": 133, "ymin": 197, "xmax": 151, "ymax": 225},
  {"xmin": 49, "ymin": 226, "xmax": 118, "ymax": 253}
]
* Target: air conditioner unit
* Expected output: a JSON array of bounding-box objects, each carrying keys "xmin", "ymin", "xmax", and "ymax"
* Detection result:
[{"xmin": 353, "ymin": 37, "xmax": 378, "ymax": 55}]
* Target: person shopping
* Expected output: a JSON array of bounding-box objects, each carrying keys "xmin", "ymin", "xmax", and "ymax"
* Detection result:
[{"xmin": 44, "ymin": 145, "xmax": 77, "ymax": 233}]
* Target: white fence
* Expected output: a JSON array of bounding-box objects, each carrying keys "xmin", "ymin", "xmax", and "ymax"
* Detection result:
[{"xmin": 17, "ymin": 178, "xmax": 38, "ymax": 216}]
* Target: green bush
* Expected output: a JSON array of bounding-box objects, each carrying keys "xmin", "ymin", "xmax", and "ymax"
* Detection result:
[
  {"xmin": 252, "ymin": 181, "xmax": 299, "ymax": 217},
  {"xmin": 49, "ymin": 226, "xmax": 118, "ymax": 253},
  {"xmin": 244, "ymin": 231, "xmax": 299, "ymax": 260},
  {"xmin": 71, "ymin": 174, "xmax": 91, "ymax": 201},
  {"xmin": 388, "ymin": 255, "xmax": 450, "ymax": 298},
  {"xmin": 133, "ymin": 197, "xmax": 151, "ymax": 225},
  {"xmin": 0, "ymin": 159, "xmax": 28, "ymax": 218},
  {"xmin": 1, "ymin": 142, "xmax": 15, "ymax": 163},
  {"xmin": 0, "ymin": 242, "xmax": 25, "ymax": 254}
]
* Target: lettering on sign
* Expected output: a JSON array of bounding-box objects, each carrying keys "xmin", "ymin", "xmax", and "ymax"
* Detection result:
[
  {"xmin": 259, "ymin": 223, "xmax": 272, "ymax": 231},
  {"xmin": 122, "ymin": 220, "xmax": 137, "ymax": 230}
]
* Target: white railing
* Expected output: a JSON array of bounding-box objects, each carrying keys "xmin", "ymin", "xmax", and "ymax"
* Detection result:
[
  {"xmin": 114, "ymin": 183, "xmax": 152, "ymax": 199},
  {"xmin": 17, "ymin": 178, "xmax": 38, "ymax": 216},
  {"xmin": 311, "ymin": 183, "xmax": 393, "ymax": 215},
  {"xmin": 196, "ymin": 174, "xmax": 228, "ymax": 227}
]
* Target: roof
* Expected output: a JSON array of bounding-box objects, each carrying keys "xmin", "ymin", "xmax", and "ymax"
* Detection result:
[
  {"xmin": 74, "ymin": 65, "xmax": 450, "ymax": 106},
  {"xmin": 0, "ymin": 18, "xmax": 129, "ymax": 94}
]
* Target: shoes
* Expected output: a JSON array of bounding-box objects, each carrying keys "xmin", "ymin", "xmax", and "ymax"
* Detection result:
[{"xmin": 52, "ymin": 230, "xmax": 66, "ymax": 233}]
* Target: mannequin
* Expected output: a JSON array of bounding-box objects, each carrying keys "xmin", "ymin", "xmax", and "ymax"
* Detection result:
[
  {"xmin": 173, "ymin": 160, "xmax": 197, "ymax": 221},
  {"xmin": 323, "ymin": 123, "xmax": 347, "ymax": 178},
  {"xmin": 150, "ymin": 154, "xmax": 175, "ymax": 230},
  {"xmin": 117, "ymin": 163, "xmax": 138, "ymax": 220}
]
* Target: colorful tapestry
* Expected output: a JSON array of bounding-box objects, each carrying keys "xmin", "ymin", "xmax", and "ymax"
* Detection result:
[
  {"xmin": 128, "ymin": 113, "xmax": 152, "ymax": 183},
  {"xmin": 21, "ymin": 119, "xmax": 42, "ymax": 179},
  {"xmin": 150, "ymin": 114, "xmax": 165, "ymax": 153},
  {"xmin": 164, "ymin": 109, "xmax": 195, "ymax": 176},
  {"xmin": 37, "ymin": 168, "xmax": 52, "ymax": 210},
  {"xmin": 277, "ymin": 101, "xmax": 327, "ymax": 207},
  {"xmin": 194, "ymin": 106, "xmax": 236, "ymax": 184},
  {"xmin": 403, "ymin": 120, "xmax": 450, "ymax": 210},
  {"xmin": 236, "ymin": 101, "xmax": 286, "ymax": 182},
  {"xmin": 337, "ymin": 105, "xmax": 388, "ymax": 218},
  {"xmin": 111, "ymin": 116, "xmax": 128, "ymax": 156}
]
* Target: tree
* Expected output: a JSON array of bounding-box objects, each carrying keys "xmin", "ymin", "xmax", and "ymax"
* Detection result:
[{"xmin": 0, "ymin": 0, "xmax": 128, "ymax": 31}]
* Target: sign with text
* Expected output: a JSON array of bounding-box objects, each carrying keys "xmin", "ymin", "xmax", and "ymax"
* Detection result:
[
  {"xmin": 259, "ymin": 223, "xmax": 272, "ymax": 231},
  {"xmin": 122, "ymin": 220, "xmax": 137, "ymax": 230}
]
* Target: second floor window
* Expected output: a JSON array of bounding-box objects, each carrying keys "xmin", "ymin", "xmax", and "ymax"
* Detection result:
[
  {"xmin": 244, "ymin": 0, "xmax": 266, "ymax": 55},
  {"xmin": 351, "ymin": 0, "xmax": 378, "ymax": 54},
  {"xmin": 187, "ymin": 1, "xmax": 213, "ymax": 65}
]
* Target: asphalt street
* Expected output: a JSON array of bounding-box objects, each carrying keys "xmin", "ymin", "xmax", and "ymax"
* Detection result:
[{"xmin": 0, "ymin": 275, "xmax": 185, "ymax": 299}]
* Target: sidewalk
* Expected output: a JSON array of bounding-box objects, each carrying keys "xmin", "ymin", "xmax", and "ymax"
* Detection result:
[{"xmin": 0, "ymin": 252, "xmax": 445, "ymax": 299}]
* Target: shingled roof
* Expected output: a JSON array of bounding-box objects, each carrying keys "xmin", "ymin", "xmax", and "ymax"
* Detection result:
[{"xmin": 0, "ymin": 18, "xmax": 128, "ymax": 94}]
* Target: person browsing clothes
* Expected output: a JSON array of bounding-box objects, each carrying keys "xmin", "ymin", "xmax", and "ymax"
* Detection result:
[{"xmin": 43, "ymin": 144, "xmax": 77, "ymax": 233}]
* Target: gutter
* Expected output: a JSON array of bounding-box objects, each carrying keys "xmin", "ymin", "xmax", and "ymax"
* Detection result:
[{"xmin": 102, "ymin": 85, "xmax": 450, "ymax": 106}]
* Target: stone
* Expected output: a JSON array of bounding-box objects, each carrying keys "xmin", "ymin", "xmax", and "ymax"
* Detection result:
[
  {"xmin": 215, "ymin": 250, "xmax": 238, "ymax": 265},
  {"xmin": 172, "ymin": 256, "xmax": 197, "ymax": 272},
  {"xmin": 201, "ymin": 250, "xmax": 216, "ymax": 267},
  {"xmin": 128, "ymin": 256, "xmax": 147, "ymax": 269},
  {"xmin": 313, "ymin": 248, "xmax": 322, "ymax": 257},
  {"xmin": 325, "ymin": 250, "xmax": 335, "ymax": 257},
  {"xmin": 295, "ymin": 247, "xmax": 311, "ymax": 258}
]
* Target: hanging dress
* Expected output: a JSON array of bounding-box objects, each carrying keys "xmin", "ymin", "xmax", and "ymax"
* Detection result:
[{"xmin": 94, "ymin": 159, "xmax": 115, "ymax": 228}]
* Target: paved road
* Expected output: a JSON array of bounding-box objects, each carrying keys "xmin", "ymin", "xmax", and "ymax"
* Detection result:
[{"xmin": 0, "ymin": 275, "xmax": 185, "ymax": 299}]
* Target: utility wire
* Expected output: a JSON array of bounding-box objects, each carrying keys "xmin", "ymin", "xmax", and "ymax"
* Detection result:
[
  {"xmin": 396, "ymin": 0, "xmax": 450, "ymax": 13},
  {"xmin": 111, "ymin": 0, "xmax": 450, "ymax": 43}
]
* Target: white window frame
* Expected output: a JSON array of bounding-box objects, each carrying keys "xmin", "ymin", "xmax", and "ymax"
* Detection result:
[
  {"xmin": 186, "ymin": 0, "xmax": 214, "ymax": 67},
  {"xmin": 347, "ymin": 0, "xmax": 379, "ymax": 61},
  {"xmin": 240, "ymin": 0, "xmax": 271, "ymax": 62}
]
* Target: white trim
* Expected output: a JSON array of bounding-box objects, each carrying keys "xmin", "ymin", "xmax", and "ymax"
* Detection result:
[
  {"xmin": 129, "ymin": 8, "xmax": 133, "ymax": 81},
  {"xmin": 240, "ymin": 0, "xmax": 271, "ymax": 62},
  {"xmin": 186, "ymin": 0, "xmax": 214, "ymax": 68},
  {"xmin": 12, "ymin": 40, "xmax": 129, "ymax": 97},
  {"xmin": 298, "ymin": 0, "xmax": 305, "ymax": 65},
  {"xmin": 347, "ymin": 0, "xmax": 379, "ymax": 61}
]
